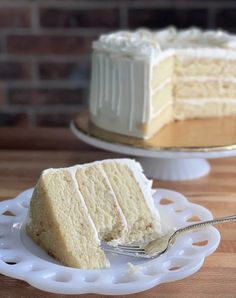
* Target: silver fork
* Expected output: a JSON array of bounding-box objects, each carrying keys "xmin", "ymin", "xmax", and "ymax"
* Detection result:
[{"xmin": 102, "ymin": 215, "xmax": 236, "ymax": 259}]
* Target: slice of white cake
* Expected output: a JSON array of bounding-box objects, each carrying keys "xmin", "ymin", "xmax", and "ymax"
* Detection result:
[
  {"xmin": 26, "ymin": 169, "xmax": 109, "ymax": 269},
  {"xmin": 26, "ymin": 159, "xmax": 162, "ymax": 269}
]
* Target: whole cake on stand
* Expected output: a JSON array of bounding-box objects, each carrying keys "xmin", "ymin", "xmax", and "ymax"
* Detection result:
[
  {"xmin": 90, "ymin": 27, "xmax": 236, "ymax": 139},
  {"xmin": 72, "ymin": 27, "xmax": 236, "ymax": 181}
]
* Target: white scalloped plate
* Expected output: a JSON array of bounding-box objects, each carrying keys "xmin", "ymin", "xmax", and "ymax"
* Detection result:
[{"xmin": 0, "ymin": 188, "xmax": 220, "ymax": 295}]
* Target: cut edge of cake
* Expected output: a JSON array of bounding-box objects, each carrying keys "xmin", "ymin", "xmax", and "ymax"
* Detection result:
[{"xmin": 101, "ymin": 159, "xmax": 162, "ymax": 244}]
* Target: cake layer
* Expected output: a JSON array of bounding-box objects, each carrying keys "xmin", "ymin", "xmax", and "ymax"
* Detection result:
[
  {"xmin": 174, "ymin": 81, "xmax": 236, "ymax": 99},
  {"xmin": 152, "ymin": 82, "xmax": 172, "ymax": 114},
  {"xmin": 75, "ymin": 164, "xmax": 127, "ymax": 242},
  {"xmin": 137, "ymin": 104, "xmax": 173, "ymax": 140},
  {"xmin": 174, "ymin": 100, "xmax": 236, "ymax": 120},
  {"xmin": 175, "ymin": 57, "xmax": 236, "ymax": 77},
  {"xmin": 27, "ymin": 170, "xmax": 108, "ymax": 269},
  {"xmin": 102, "ymin": 161, "xmax": 161, "ymax": 244},
  {"xmin": 151, "ymin": 56, "xmax": 174, "ymax": 89}
]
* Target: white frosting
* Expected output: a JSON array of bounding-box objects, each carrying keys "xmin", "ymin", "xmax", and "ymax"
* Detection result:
[
  {"xmin": 90, "ymin": 51, "xmax": 149, "ymax": 136},
  {"xmin": 93, "ymin": 30, "xmax": 162, "ymax": 60},
  {"xmin": 129, "ymin": 63, "xmax": 134, "ymax": 130},
  {"xmin": 177, "ymin": 76, "xmax": 236, "ymax": 83},
  {"xmin": 98, "ymin": 54, "xmax": 103, "ymax": 108},
  {"xmin": 143, "ymin": 62, "xmax": 150, "ymax": 122},
  {"xmin": 93, "ymin": 27, "xmax": 236, "ymax": 62},
  {"xmin": 156, "ymin": 27, "xmax": 236, "ymax": 50},
  {"xmin": 176, "ymin": 48, "xmax": 236, "ymax": 60},
  {"xmin": 177, "ymin": 98, "xmax": 236, "ymax": 106},
  {"xmin": 116, "ymin": 61, "xmax": 122, "ymax": 116}
]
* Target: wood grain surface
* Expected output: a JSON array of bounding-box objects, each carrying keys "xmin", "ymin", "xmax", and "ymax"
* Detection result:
[{"xmin": 0, "ymin": 127, "xmax": 235, "ymax": 298}]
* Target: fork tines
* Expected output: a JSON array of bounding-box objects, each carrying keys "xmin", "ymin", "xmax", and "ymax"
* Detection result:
[{"xmin": 117, "ymin": 244, "xmax": 145, "ymax": 253}]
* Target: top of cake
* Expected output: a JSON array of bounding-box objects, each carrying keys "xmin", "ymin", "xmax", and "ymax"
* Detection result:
[{"xmin": 93, "ymin": 27, "xmax": 236, "ymax": 60}]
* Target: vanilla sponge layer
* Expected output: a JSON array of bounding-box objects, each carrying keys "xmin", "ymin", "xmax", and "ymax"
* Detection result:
[
  {"xmin": 152, "ymin": 83, "xmax": 172, "ymax": 113},
  {"xmin": 174, "ymin": 81, "xmax": 236, "ymax": 99},
  {"xmin": 174, "ymin": 101, "xmax": 236, "ymax": 120},
  {"xmin": 102, "ymin": 162, "xmax": 161, "ymax": 244},
  {"xmin": 151, "ymin": 56, "xmax": 174, "ymax": 89},
  {"xmin": 137, "ymin": 104, "xmax": 173, "ymax": 138},
  {"xmin": 75, "ymin": 165, "xmax": 126, "ymax": 242},
  {"xmin": 151, "ymin": 56, "xmax": 236, "ymax": 129},
  {"xmin": 26, "ymin": 170, "xmax": 108, "ymax": 269},
  {"xmin": 176, "ymin": 57, "xmax": 236, "ymax": 76}
]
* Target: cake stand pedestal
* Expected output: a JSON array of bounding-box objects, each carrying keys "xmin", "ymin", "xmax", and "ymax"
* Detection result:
[
  {"xmin": 71, "ymin": 112, "xmax": 236, "ymax": 181},
  {"xmin": 136, "ymin": 158, "xmax": 210, "ymax": 181}
]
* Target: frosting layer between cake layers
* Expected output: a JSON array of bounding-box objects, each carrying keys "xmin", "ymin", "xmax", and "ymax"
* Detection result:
[{"xmin": 89, "ymin": 27, "xmax": 236, "ymax": 139}]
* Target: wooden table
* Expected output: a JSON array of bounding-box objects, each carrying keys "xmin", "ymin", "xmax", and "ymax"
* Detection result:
[{"xmin": 0, "ymin": 127, "xmax": 235, "ymax": 298}]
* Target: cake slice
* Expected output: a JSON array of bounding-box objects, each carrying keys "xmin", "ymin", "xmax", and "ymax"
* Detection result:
[
  {"xmin": 26, "ymin": 159, "xmax": 162, "ymax": 269},
  {"xmin": 26, "ymin": 169, "xmax": 108, "ymax": 269}
]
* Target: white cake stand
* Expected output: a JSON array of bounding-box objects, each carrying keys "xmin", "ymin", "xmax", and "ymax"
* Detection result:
[{"xmin": 70, "ymin": 113, "xmax": 236, "ymax": 181}]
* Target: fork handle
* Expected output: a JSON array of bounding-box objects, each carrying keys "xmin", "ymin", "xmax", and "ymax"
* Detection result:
[{"xmin": 170, "ymin": 214, "xmax": 236, "ymax": 243}]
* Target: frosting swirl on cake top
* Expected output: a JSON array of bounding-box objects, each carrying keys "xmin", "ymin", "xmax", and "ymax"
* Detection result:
[
  {"xmin": 93, "ymin": 29, "xmax": 162, "ymax": 58},
  {"xmin": 93, "ymin": 27, "xmax": 236, "ymax": 59}
]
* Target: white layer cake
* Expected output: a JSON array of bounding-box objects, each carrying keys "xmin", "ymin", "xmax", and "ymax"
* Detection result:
[
  {"xmin": 89, "ymin": 27, "xmax": 236, "ymax": 139},
  {"xmin": 26, "ymin": 159, "xmax": 162, "ymax": 269}
]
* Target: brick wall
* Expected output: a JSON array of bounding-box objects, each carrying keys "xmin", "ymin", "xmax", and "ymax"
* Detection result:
[{"xmin": 0, "ymin": 0, "xmax": 236, "ymax": 127}]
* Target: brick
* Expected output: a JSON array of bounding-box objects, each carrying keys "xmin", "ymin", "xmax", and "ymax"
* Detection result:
[
  {"xmin": 216, "ymin": 9, "xmax": 236, "ymax": 31},
  {"xmin": 0, "ymin": 112, "xmax": 29, "ymax": 126},
  {"xmin": 0, "ymin": 38, "xmax": 3, "ymax": 53},
  {"xmin": 8, "ymin": 88, "xmax": 84, "ymax": 106},
  {"xmin": 128, "ymin": 8, "xmax": 208, "ymax": 29},
  {"xmin": 38, "ymin": 61, "xmax": 90, "ymax": 81},
  {"xmin": 7, "ymin": 35, "xmax": 95, "ymax": 55},
  {"xmin": 0, "ymin": 61, "xmax": 32, "ymax": 80},
  {"xmin": 0, "ymin": 86, "xmax": 6, "ymax": 106},
  {"xmin": 40, "ymin": 8, "xmax": 119, "ymax": 28},
  {"xmin": 0, "ymin": 7, "xmax": 31, "ymax": 28},
  {"xmin": 36, "ymin": 112, "xmax": 77, "ymax": 127}
]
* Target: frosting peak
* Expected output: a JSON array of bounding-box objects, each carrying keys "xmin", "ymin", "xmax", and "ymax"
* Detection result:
[
  {"xmin": 93, "ymin": 27, "xmax": 236, "ymax": 59},
  {"xmin": 93, "ymin": 29, "xmax": 162, "ymax": 59}
]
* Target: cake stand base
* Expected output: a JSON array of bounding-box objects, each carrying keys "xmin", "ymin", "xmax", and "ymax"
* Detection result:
[{"xmin": 136, "ymin": 158, "xmax": 210, "ymax": 181}]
